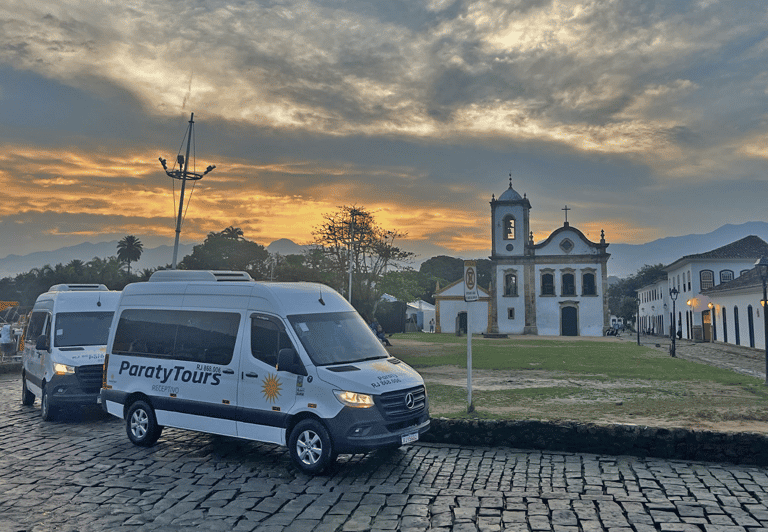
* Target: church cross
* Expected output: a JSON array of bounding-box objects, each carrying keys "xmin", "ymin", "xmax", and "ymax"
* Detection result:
[{"xmin": 562, "ymin": 205, "xmax": 571, "ymax": 224}]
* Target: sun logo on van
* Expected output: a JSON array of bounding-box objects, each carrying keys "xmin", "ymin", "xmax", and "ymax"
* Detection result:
[{"xmin": 262, "ymin": 373, "xmax": 282, "ymax": 403}]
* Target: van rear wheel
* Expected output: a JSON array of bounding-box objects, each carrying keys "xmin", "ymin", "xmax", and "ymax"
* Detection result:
[
  {"xmin": 288, "ymin": 419, "xmax": 335, "ymax": 474},
  {"xmin": 21, "ymin": 375, "xmax": 34, "ymax": 406},
  {"xmin": 126, "ymin": 400, "xmax": 162, "ymax": 446}
]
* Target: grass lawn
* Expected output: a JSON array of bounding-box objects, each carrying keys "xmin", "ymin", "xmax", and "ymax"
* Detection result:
[{"xmin": 387, "ymin": 333, "xmax": 768, "ymax": 432}]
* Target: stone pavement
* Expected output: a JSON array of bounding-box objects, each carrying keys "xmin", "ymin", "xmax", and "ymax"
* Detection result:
[
  {"xmin": 2, "ymin": 374, "xmax": 768, "ymax": 531},
  {"xmin": 622, "ymin": 333, "xmax": 767, "ymax": 381}
]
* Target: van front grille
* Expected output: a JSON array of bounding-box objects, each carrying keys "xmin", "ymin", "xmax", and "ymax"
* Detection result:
[
  {"xmin": 375, "ymin": 385, "xmax": 426, "ymax": 421},
  {"xmin": 76, "ymin": 364, "xmax": 104, "ymax": 393}
]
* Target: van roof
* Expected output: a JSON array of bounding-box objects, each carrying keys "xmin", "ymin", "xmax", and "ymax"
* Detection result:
[
  {"xmin": 48, "ymin": 283, "xmax": 109, "ymax": 292},
  {"xmin": 148, "ymin": 270, "xmax": 253, "ymax": 282}
]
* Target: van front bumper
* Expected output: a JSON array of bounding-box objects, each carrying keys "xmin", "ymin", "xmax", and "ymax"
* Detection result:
[
  {"xmin": 325, "ymin": 396, "xmax": 430, "ymax": 454},
  {"xmin": 46, "ymin": 374, "xmax": 102, "ymax": 407}
]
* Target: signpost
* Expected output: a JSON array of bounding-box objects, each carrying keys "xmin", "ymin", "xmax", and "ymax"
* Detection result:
[{"xmin": 464, "ymin": 261, "xmax": 478, "ymax": 413}]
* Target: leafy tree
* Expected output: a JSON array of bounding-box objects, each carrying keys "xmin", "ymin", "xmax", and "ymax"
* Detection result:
[
  {"xmin": 418, "ymin": 255, "xmax": 492, "ymax": 303},
  {"xmin": 378, "ymin": 270, "xmax": 426, "ymax": 305},
  {"xmin": 312, "ymin": 206, "xmax": 413, "ymax": 316},
  {"xmin": 220, "ymin": 226, "xmax": 244, "ymax": 240},
  {"xmin": 117, "ymin": 235, "xmax": 144, "ymax": 276},
  {"xmin": 608, "ymin": 263, "xmax": 667, "ymax": 326},
  {"xmin": 178, "ymin": 228, "xmax": 269, "ymax": 278}
]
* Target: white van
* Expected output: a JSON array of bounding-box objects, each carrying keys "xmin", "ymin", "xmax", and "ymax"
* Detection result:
[
  {"xmin": 22, "ymin": 284, "xmax": 121, "ymax": 420},
  {"xmin": 100, "ymin": 270, "xmax": 430, "ymax": 473}
]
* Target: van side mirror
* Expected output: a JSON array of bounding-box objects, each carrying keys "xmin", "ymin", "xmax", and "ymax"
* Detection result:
[
  {"xmin": 277, "ymin": 348, "xmax": 307, "ymax": 376},
  {"xmin": 36, "ymin": 334, "xmax": 50, "ymax": 352}
]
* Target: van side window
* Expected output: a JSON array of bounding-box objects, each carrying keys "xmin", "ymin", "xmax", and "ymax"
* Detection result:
[
  {"xmin": 251, "ymin": 315, "xmax": 294, "ymax": 367},
  {"xmin": 27, "ymin": 312, "xmax": 49, "ymax": 342},
  {"xmin": 113, "ymin": 309, "xmax": 239, "ymax": 365}
]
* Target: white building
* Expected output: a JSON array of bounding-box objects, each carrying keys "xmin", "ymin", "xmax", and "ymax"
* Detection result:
[
  {"xmin": 435, "ymin": 180, "xmax": 611, "ymax": 336},
  {"xmin": 636, "ymin": 235, "xmax": 768, "ymax": 342}
]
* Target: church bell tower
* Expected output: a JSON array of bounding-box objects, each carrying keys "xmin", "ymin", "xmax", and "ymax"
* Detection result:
[{"xmin": 490, "ymin": 176, "xmax": 531, "ymax": 259}]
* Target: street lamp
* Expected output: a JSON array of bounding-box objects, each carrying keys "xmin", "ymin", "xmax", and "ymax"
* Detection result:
[
  {"xmin": 636, "ymin": 296, "xmax": 641, "ymax": 346},
  {"xmin": 669, "ymin": 287, "xmax": 679, "ymax": 357},
  {"xmin": 755, "ymin": 257, "xmax": 768, "ymax": 385}
]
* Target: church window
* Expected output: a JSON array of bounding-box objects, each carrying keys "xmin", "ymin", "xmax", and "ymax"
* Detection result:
[
  {"xmin": 503, "ymin": 216, "xmax": 515, "ymax": 240},
  {"xmin": 504, "ymin": 272, "xmax": 518, "ymax": 297},
  {"xmin": 700, "ymin": 270, "xmax": 714, "ymax": 290},
  {"xmin": 720, "ymin": 270, "xmax": 734, "ymax": 284},
  {"xmin": 582, "ymin": 272, "xmax": 596, "ymax": 296},
  {"xmin": 541, "ymin": 272, "xmax": 555, "ymax": 296},
  {"xmin": 562, "ymin": 273, "xmax": 576, "ymax": 296},
  {"xmin": 507, "ymin": 308, "xmax": 515, "ymax": 320}
]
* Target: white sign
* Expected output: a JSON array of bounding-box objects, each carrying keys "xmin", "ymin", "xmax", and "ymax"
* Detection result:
[{"xmin": 464, "ymin": 261, "xmax": 478, "ymax": 302}]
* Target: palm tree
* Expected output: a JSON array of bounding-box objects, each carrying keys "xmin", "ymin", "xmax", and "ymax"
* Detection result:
[
  {"xmin": 220, "ymin": 226, "xmax": 245, "ymax": 240},
  {"xmin": 117, "ymin": 235, "xmax": 144, "ymax": 276}
]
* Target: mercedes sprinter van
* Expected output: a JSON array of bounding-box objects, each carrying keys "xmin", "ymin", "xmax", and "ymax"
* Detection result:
[
  {"xmin": 22, "ymin": 284, "xmax": 121, "ymax": 420},
  {"xmin": 101, "ymin": 270, "xmax": 430, "ymax": 473}
]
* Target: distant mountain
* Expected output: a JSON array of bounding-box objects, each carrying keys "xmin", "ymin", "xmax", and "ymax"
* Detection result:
[
  {"xmin": 0, "ymin": 241, "xmax": 195, "ymax": 278},
  {"xmin": 2, "ymin": 222, "xmax": 767, "ymax": 281},
  {"xmin": 608, "ymin": 222, "xmax": 768, "ymax": 278}
]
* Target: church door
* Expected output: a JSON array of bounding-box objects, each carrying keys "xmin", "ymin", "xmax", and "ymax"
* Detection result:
[{"xmin": 561, "ymin": 307, "xmax": 578, "ymax": 336}]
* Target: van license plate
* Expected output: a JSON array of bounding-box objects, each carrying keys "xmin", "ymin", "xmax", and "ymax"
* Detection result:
[{"xmin": 401, "ymin": 432, "xmax": 419, "ymax": 445}]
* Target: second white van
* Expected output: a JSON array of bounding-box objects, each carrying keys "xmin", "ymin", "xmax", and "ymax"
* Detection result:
[
  {"xmin": 22, "ymin": 284, "xmax": 121, "ymax": 420},
  {"xmin": 101, "ymin": 270, "xmax": 430, "ymax": 473}
]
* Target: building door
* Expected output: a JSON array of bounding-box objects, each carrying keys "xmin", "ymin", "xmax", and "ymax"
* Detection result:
[
  {"xmin": 561, "ymin": 307, "xmax": 578, "ymax": 336},
  {"xmin": 457, "ymin": 312, "xmax": 468, "ymax": 334},
  {"xmin": 702, "ymin": 310, "xmax": 711, "ymax": 342}
]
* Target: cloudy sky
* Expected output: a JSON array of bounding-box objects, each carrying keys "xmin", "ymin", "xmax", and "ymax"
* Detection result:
[{"xmin": 0, "ymin": 0, "xmax": 767, "ymax": 262}]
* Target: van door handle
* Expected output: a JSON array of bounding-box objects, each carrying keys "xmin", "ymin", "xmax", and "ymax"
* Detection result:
[
  {"xmin": 222, "ymin": 369, "xmax": 234, "ymax": 375},
  {"xmin": 245, "ymin": 372, "xmax": 258, "ymax": 378}
]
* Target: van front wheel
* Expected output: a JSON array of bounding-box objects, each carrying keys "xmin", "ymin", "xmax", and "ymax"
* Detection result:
[
  {"xmin": 21, "ymin": 375, "xmax": 34, "ymax": 406},
  {"xmin": 288, "ymin": 419, "xmax": 335, "ymax": 474},
  {"xmin": 126, "ymin": 400, "xmax": 162, "ymax": 446},
  {"xmin": 41, "ymin": 385, "xmax": 56, "ymax": 421}
]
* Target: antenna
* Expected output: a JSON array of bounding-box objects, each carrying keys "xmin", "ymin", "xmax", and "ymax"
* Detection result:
[
  {"xmin": 319, "ymin": 286, "xmax": 326, "ymax": 306},
  {"xmin": 159, "ymin": 112, "xmax": 217, "ymax": 269}
]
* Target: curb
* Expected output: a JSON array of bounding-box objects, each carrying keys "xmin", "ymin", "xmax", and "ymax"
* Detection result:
[{"xmin": 421, "ymin": 418, "xmax": 768, "ymax": 466}]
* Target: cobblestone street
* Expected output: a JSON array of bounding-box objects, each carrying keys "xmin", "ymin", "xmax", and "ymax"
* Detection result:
[{"xmin": 1, "ymin": 374, "xmax": 768, "ymax": 531}]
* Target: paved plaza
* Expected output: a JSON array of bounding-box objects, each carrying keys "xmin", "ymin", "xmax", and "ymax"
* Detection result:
[{"xmin": 1, "ymin": 373, "xmax": 768, "ymax": 531}]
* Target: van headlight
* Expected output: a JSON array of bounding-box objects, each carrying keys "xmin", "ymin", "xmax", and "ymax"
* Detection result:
[
  {"xmin": 334, "ymin": 390, "xmax": 374, "ymax": 408},
  {"xmin": 54, "ymin": 363, "xmax": 75, "ymax": 375}
]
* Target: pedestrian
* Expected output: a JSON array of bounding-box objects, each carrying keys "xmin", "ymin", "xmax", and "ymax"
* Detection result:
[{"xmin": 429, "ymin": 318, "xmax": 435, "ymax": 333}]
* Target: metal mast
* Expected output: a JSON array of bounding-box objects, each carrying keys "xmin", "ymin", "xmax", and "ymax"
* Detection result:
[{"xmin": 159, "ymin": 113, "xmax": 216, "ymax": 269}]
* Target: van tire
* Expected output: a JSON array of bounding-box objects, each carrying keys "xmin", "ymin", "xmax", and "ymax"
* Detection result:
[
  {"xmin": 126, "ymin": 400, "xmax": 162, "ymax": 446},
  {"xmin": 21, "ymin": 375, "xmax": 35, "ymax": 406},
  {"xmin": 41, "ymin": 385, "xmax": 56, "ymax": 421},
  {"xmin": 288, "ymin": 419, "xmax": 335, "ymax": 474}
]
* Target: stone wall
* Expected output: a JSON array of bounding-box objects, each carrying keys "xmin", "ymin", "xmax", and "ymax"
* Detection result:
[{"xmin": 422, "ymin": 418, "xmax": 768, "ymax": 466}]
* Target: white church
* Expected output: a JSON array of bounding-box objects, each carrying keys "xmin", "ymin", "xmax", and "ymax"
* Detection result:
[{"xmin": 434, "ymin": 180, "xmax": 611, "ymax": 336}]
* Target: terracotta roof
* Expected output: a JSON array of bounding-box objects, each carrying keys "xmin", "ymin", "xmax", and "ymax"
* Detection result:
[
  {"xmin": 665, "ymin": 235, "xmax": 768, "ymax": 271},
  {"xmin": 702, "ymin": 266, "xmax": 764, "ymax": 295}
]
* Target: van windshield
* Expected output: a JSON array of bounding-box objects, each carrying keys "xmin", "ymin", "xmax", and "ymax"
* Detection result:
[
  {"xmin": 287, "ymin": 311, "xmax": 389, "ymax": 366},
  {"xmin": 54, "ymin": 312, "xmax": 114, "ymax": 347}
]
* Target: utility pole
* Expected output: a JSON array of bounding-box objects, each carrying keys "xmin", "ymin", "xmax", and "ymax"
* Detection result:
[{"xmin": 159, "ymin": 113, "xmax": 216, "ymax": 269}]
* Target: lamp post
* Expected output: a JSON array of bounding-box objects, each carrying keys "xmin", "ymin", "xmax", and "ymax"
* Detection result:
[
  {"xmin": 636, "ymin": 296, "xmax": 641, "ymax": 346},
  {"xmin": 755, "ymin": 257, "xmax": 768, "ymax": 385},
  {"xmin": 669, "ymin": 287, "xmax": 679, "ymax": 357}
]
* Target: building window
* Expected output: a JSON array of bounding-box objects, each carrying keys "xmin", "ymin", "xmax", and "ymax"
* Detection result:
[
  {"xmin": 582, "ymin": 272, "xmax": 596, "ymax": 296},
  {"xmin": 559, "ymin": 238, "xmax": 574, "ymax": 253},
  {"xmin": 741, "ymin": 269, "xmax": 750, "ymax": 277},
  {"xmin": 700, "ymin": 270, "xmax": 714, "ymax": 290},
  {"xmin": 504, "ymin": 216, "xmax": 515, "ymax": 240},
  {"xmin": 562, "ymin": 273, "xmax": 576, "ymax": 296},
  {"xmin": 722, "ymin": 307, "xmax": 728, "ymax": 343},
  {"xmin": 508, "ymin": 308, "xmax": 515, "ymax": 320},
  {"xmin": 687, "ymin": 271, "xmax": 691, "ymax": 292},
  {"xmin": 541, "ymin": 272, "xmax": 555, "ymax": 295},
  {"xmin": 504, "ymin": 272, "xmax": 518, "ymax": 297},
  {"xmin": 720, "ymin": 270, "xmax": 734, "ymax": 284}
]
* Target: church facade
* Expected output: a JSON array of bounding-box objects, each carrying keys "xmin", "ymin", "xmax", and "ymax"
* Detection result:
[{"xmin": 435, "ymin": 181, "xmax": 611, "ymax": 336}]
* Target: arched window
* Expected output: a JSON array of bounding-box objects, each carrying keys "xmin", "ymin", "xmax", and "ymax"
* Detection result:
[
  {"xmin": 504, "ymin": 272, "xmax": 518, "ymax": 297},
  {"xmin": 700, "ymin": 270, "xmax": 714, "ymax": 290},
  {"xmin": 582, "ymin": 272, "xmax": 596, "ymax": 296},
  {"xmin": 720, "ymin": 270, "xmax": 734, "ymax": 284},
  {"xmin": 541, "ymin": 272, "xmax": 555, "ymax": 295},
  {"xmin": 504, "ymin": 216, "xmax": 515, "ymax": 240},
  {"xmin": 562, "ymin": 272, "xmax": 575, "ymax": 296}
]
